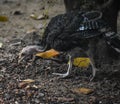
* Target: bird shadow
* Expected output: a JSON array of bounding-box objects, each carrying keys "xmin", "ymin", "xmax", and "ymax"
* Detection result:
[{"xmin": 93, "ymin": 69, "xmax": 120, "ymax": 82}]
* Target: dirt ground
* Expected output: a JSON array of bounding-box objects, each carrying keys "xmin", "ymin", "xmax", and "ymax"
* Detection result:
[{"xmin": 0, "ymin": 0, "xmax": 120, "ymax": 104}]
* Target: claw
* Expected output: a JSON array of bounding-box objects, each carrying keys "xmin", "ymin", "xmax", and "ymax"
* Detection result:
[
  {"xmin": 52, "ymin": 54, "xmax": 72, "ymax": 78},
  {"xmin": 89, "ymin": 59, "xmax": 97, "ymax": 81},
  {"xmin": 52, "ymin": 53, "xmax": 97, "ymax": 80},
  {"xmin": 52, "ymin": 72, "xmax": 70, "ymax": 78}
]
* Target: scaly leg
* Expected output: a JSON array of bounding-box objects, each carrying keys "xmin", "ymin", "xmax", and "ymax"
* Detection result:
[
  {"xmin": 52, "ymin": 54, "xmax": 72, "ymax": 78},
  {"xmin": 89, "ymin": 58, "xmax": 97, "ymax": 81}
]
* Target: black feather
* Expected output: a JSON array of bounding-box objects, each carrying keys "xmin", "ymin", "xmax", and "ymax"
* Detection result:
[
  {"xmin": 41, "ymin": 11, "xmax": 107, "ymax": 51},
  {"xmin": 41, "ymin": 10, "xmax": 120, "ymax": 53},
  {"xmin": 105, "ymin": 32, "xmax": 120, "ymax": 53}
]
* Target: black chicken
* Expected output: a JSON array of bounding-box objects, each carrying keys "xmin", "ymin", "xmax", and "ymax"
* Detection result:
[
  {"xmin": 19, "ymin": 11, "xmax": 120, "ymax": 80},
  {"xmin": 41, "ymin": 11, "xmax": 107, "ymax": 51}
]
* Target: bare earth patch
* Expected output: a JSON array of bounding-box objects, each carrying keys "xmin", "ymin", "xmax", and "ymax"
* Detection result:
[{"xmin": 0, "ymin": 0, "xmax": 120, "ymax": 104}]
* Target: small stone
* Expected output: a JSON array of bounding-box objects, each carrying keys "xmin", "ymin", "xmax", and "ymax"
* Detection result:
[
  {"xmin": 4, "ymin": 93, "xmax": 11, "ymax": 100},
  {"xmin": 15, "ymin": 101, "xmax": 19, "ymax": 104},
  {"xmin": 34, "ymin": 98, "xmax": 40, "ymax": 104},
  {"xmin": 38, "ymin": 92, "xmax": 44, "ymax": 97}
]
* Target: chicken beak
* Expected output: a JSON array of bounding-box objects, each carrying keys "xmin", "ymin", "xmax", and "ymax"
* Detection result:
[
  {"xmin": 18, "ymin": 52, "xmax": 26, "ymax": 64},
  {"xmin": 18, "ymin": 55, "xmax": 25, "ymax": 64},
  {"xmin": 18, "ymin": 57, "xmax": 23, "ymax": 64}
]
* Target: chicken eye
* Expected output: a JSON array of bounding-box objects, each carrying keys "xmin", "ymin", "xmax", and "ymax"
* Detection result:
[{"xmin": 20, "ymin": 52, "xmax": 26, "ymax": 57}]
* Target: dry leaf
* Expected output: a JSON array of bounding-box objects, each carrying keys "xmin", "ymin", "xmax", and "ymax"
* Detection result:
[
  {"xmin": 19, "ymin": 79, "xmax": 35, "ymax": 88},
  {"xmin": 30, "ymin": 14, "xmax": 48, "ymax": 20},
  {"xmin": 73, "ymin": 57, "xmax": 90, "ymax": 68},
  {"xmin": 37, "ymin": 14, "xmax": 45, "ymax": 20},
  {"xmin": 22, "ymin": 79, "xmax": 35, "ymax": 83},
  {"xmin": 38, "ymin": 14, "xmax": 49, "ymax": 20},
  {"xmin": 0, "ymin": 15, "xmax": 8, "ymax": 22},
  {"xmin": 36, "ymin": 49, "xmax": 60, "ymax": 58},
  {"xmin": 26, "ymin": 29, "xmax": 37, "ymax": 34},
  {"xmin": 72, "ymin": 87, "xmax": 94, "ymax": 95},
  {"xmin": 30, "ymin": 14, "xmax": 38, "ymax": 20}
]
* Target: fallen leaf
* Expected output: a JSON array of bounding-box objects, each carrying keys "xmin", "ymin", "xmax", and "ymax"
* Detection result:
[
  {"xmin": 72, "ymin": 87, "xmax": 94, "ymax": 95},
  {"xmin": 30, "ymin": 14, "xmax": 38, "ymax": 20},
  {"xmin": 36, "ymin": 49, "xmax": 60, "ymax": 58},
  {"xmin": 19, "ymin": 79, "xmax": 35, "ymax": 88},
  {"xmin": 26, "ymin": 29, "xmax": 37, "ymax": 34},
  {"xmin": 37, "ymin": 14, "xmax": 49, "ymax": 20},
  {"xmin": 0, "ymin": 15, "xmax": 8, "ymax": 22},
  {"xmin": 22, "ymin": 79, "xmax": 35, "ymax": 83},
  {"xmin": 73, "ymin": 57, "xmax": 90, "ymax": 68},
  {"xmin": 30, "ymin": 13, "xmax": 48, "ymax": 20}
]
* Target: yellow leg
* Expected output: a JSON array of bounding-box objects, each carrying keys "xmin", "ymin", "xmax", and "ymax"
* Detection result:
[
  {"xmin": 52, "ymin": 54, "xmax": 72, "ymax": 78},
  {"xmin": 89, "ymin": 59, "xmax": 97, "ymax": 81}
]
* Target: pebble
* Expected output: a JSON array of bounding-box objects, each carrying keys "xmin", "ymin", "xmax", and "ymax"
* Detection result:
[
  {"xmin": 34, "ymin": 98, "xmax": 40, "ymax": 104},
  {"xmin": 38, "ymin": 92, "xmax": 44, "ymax": 97},
  {"xmin": 4, "ymin": 93, "xmax": 11, "ymax": 100}
]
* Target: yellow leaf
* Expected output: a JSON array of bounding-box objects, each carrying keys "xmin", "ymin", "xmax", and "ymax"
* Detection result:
[
  {"xmin": 0, "ymin": 16, "xmax": 8, "ymax": 22},
  {"xmin": 72, "ymin": 87, "xmax": 94, "ymax": 95},
  {"xmin": 73, "ymin": 57, "xmax": 90, "ymax": 68},
  {"xmin": 36, "ymin": 49, "xmax": 60, "ymax": 58}
]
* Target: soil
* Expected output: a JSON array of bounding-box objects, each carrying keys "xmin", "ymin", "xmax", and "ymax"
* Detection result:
[{"xmin": 0, "ymin": 0, "xmax": 120, "ymax": 104}]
